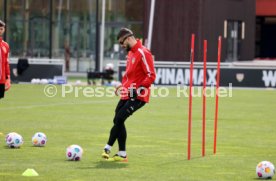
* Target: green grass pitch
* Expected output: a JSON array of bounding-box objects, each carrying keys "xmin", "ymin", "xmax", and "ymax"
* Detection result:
[{"xmin": 0, "ymin": 84, "xmax": 275, "ymax": 180}]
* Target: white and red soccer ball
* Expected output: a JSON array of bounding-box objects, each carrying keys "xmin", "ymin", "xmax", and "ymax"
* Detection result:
[
  {"xmin": 5, "ymin": 132, "xmax": 24, "ymax": 148},
  {"xmin": 32, "ymin": 132, "xmax": 47, "ymax": 147},
  {"xmin": 256, "ymin": 161, "xmax": 275, "ymax": 179},
  {"xmin": 66, "ymin": 145, "xmax": 83, "ymax": 161}
]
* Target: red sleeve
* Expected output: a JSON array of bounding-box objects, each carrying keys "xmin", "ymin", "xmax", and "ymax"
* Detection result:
[{"xmin": 139, "ymin": 49, "xmax": 156, "ymax": 88}]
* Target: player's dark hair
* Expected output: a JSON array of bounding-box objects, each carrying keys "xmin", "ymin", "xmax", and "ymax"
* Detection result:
[
  {"xmin": 0, "ymin": 20, "xmax": 6, "ymax": 27},
  {"xmin": 117, "ymin": 28, "xmax": 133, "ymax": 40}
]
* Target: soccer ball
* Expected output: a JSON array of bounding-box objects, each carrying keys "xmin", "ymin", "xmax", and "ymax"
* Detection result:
[
  {"xmin": 5, "ymin": 132, "xmax": 24, "ymax": 148},
  {"xmin": 32, "ymin": 132, "xmax": 47, "ymax": 146},
  {"xmin": 256, "ymin": 161, "xmax": 275, "ymax": 179},
  {"xmin": 66, "ymin": 145, "xmax": 83, "ymax": 161}
]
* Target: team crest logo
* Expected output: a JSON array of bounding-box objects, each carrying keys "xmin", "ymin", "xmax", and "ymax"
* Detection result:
[
  {"xmin": 132, "ymin": 58, "xmax": 135, "ymax": 64},
  {"xmin": 236, "ymin": 73, "xmax": 244, "ymax": 82}
]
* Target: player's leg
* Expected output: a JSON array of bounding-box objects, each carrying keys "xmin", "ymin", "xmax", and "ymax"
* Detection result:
[
  {"xmin": 0, "ymin": 84, "xmax": 5, "ymax": 99},
  {"xmin": 102, "ymin": 100, "xmax": 127, "ymax": 159},
  {"xmin": 117, "ymin": 100, "xmax": 145, "ymax": 151},
  {"xmin": 104, "ymin": 106, "xmax": 129, "ymax": 158},
  {"xmin": 110, "ymin": 99, "xmax": 146, "ymax": 161}
]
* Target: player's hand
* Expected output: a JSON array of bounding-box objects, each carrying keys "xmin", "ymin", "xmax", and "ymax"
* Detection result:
[
  {"xmin": 115, "ymin": 85, "xmax": 122, "ymax": 96},
  {"xmin": 5, "ymin": 76, "xmax": 11, "ymax": 91}
]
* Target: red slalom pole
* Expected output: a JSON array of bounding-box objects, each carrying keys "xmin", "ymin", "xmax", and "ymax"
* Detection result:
[
  {"xmin": 214, "ymin": 36, "xmax": 222, "ymax": 154},
  {"xmin": 202, "ymin": 40, "xmax": 207, "ymax": 157},
  {"xmin": 188, "ymin": 34, "xmax": 195, "ymax": 160}
]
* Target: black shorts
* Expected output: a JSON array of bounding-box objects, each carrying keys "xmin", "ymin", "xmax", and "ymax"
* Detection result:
[
  {"xmin": 0, "ymin": 84, "xmax": 5, "ymax": 99},
  {"xmin": 113, "ymin": 99, "xmax": 146, "ymax": 123},
  {"xmin": 116, "ymin": 99, "xmax": 145, "ymax": 113}
]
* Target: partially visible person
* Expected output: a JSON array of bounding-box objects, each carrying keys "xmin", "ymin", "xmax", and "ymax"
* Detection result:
[
  {"xmin": 64, "ymin": 41, "xmax": 70, "ymax": 72},
  {"xmin": 0, "ymin": 20, "xmax": 11, "ymax": 99}
]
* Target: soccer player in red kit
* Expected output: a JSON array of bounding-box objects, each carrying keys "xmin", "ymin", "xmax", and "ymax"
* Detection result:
[
  {"xmin": 0, "ymin": 20, "xmax": 11, "ymax": 99},
  {"xmin": 102, "ymin": 28, "xmax": 156, "ymax": 162}
]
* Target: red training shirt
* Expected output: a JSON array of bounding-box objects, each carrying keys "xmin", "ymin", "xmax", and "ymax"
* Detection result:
[
  {"xmin": 0, "ymin": 37, "xmax": 10, "ymax": 84},
  {"xmin": 120, "ymin": 40, "xmax": 156, "ymax": 103}
]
